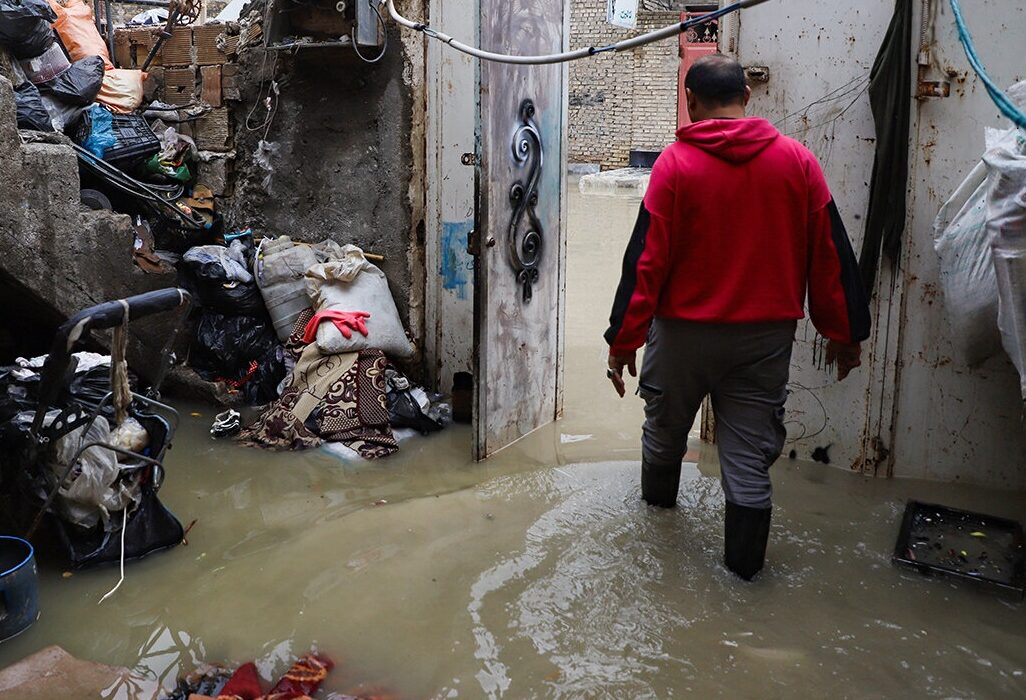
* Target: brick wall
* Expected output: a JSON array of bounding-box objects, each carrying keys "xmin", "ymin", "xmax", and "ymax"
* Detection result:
[
  {"xmin": 113, "ymin": 22, "xmax": 242, "ymax": 203},
  {"xmin": 569, "ymin": 1, "xmax": 692, "ymax": 169}
]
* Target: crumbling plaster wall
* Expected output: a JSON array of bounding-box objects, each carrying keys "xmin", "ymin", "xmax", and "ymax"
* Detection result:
[
  {"xmin": 227, "ymin": 0, "xmax": 428, "ymax": 353},
  {"xmin": 0, "ymin": 57, "xmax": 177, "ymax": 379}
]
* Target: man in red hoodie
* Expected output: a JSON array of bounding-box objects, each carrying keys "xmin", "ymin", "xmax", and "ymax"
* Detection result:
[{"xmin": 605, "ymin": 54, "xmax": 870, "ymax": 580}]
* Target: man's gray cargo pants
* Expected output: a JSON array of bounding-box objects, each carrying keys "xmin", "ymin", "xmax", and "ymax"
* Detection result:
[{"xmin": 638, "ymin": 319, "xmax": 796, "ymax": 509}]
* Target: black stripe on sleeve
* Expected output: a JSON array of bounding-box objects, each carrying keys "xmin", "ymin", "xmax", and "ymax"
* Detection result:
[
  {"xmin": 827, "ymin": 199, "xmax": 872, "ymax": 342},
  {"xmin": 604, "ymin": 202, "xmax": 651, "ymax": 347}
]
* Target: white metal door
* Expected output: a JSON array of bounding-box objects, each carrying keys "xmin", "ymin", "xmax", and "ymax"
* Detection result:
[{"xmin": 474, "ymin": 0, "xmax": 569, "ymax": 459}]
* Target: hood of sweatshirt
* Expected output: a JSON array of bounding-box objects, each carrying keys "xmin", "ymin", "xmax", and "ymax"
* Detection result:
[{"xmin": 675, "ymin": 117, "xmax": 780, "ymax": 164}]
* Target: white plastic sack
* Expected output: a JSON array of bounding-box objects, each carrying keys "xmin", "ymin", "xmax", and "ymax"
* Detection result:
[
  {"xmin": 984, "ymin": 128, "xmax": 1026, "ymax": 400},
  {"xmin": 933, "ymin": 127, "xmax": 1023, "ymax": 365},
  {"xmin": 50, "ymin": 417, "xmax": 140, "ymax": 529},
  {"xmin": 257, "ymin": 236, "xmax": 319, "ymax": 341},
  {"xmin": 256, "ymin": 237, "xmax": 352, "ymax": 341},
  {"xmin": 305, "ymin": 247, "xmax": 414, "ymax": 359}
]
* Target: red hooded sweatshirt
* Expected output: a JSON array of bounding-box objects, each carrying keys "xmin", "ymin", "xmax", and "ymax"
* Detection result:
[{"xmin": 605, "ymin": 117, "xmax": 870, "ymax": 355}]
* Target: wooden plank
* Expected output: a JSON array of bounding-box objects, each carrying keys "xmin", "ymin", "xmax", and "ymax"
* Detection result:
[
  {"xmin": 474, "ymin": 0, "xmax": 568, "ymax": 459},
  {"xmin": 200, "ymin": 64, "xmax": 222, "ymax": 107}
]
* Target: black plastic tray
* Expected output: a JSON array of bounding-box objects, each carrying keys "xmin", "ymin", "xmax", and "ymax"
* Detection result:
[
  {"xmin": 74, "ymin": 109, "xmax": 161, "ymax": 168},
  {"xmin": 892, "ymin": 500, "xmax": 1025, "ymax": 598}
]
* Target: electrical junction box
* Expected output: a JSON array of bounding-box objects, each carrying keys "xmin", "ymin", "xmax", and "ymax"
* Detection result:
[{"xmin": 265, "ymin": 0, "xmax": 383, "ymax": 52}]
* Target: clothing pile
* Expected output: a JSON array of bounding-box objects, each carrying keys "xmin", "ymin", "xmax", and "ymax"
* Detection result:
[
  {"xmin": 164, "ymin": 652, "xmax": 400, "ymax": 700},
  {"xmin": 164, "ymin": 653, "xmax": 333, "ymax": 700},
  {"xmin": 181, "ymin": 235, "xmax": 447, "ymax": 459}
]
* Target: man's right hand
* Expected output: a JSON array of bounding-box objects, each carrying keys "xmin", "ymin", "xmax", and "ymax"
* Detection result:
[{"xmin": 826, "ymin": 340, "xmax": 862, "ymax": 381}]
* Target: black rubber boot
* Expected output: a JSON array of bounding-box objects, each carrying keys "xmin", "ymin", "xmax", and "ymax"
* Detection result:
[
  {"xmin": 641, "ymin": 459, "xmax": 681, "ymax": 508},
  {"xmin": 724, "ymin": 501, "xmax": 772, "ymax": 581}
]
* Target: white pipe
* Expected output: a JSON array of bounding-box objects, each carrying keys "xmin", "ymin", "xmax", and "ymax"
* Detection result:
[{"xmin": 381, "ymin": 0, "xmax": 774, "ymax": 66}]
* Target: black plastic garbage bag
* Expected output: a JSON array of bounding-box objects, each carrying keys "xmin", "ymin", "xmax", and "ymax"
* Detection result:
[
  {"xmin": 190, "ymin": 311, "xmax": 279, "ymax": 382},
  {"xmin": 180, "ymin": 252, "xmax": 265, "ymax": 315},
  {"xmin": 7, "ymin": 19, "xmax": 54, "ymax": 59},
  {"xmin": 386, "ymin": 372, "xmax": 443, "ymax": 435},
  {"xmin": 54, "ymin": 483, "xmax": 184, "ymax": 569},
  {"xmin": 0, "ymin": 0, "xmax": 57, "ymax": 59},
  {"xmin": 40, "ymin": 55, "xmax": 105, "ymax": 107},
  {"xmin": 242, "ymin": 344, "xmax": 286, "ymax": 405},
  {"xmin": 14, "ymin": 81, "xmax": 54, "ymax": 132}
]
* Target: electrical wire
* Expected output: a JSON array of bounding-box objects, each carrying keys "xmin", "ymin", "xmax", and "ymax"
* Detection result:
[
  {"xmin": 352, "ymin": 0, "xmax": 388, "ymax": 64},
  {"xmin": 949, "ymin": 0, "xmax": 1026, "ymax": 130},
  {"xmin": 383, "ymin": 0, "xmax": 773, "ymax": 65},
  {"xmin": 98, "ymin": 508, "xmax": 129, "ymax": 604}
]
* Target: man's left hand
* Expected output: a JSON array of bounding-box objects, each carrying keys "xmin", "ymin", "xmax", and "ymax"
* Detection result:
[{"xmin": 607, "ymin": 351, "xmax": 637, "ymax": 398}]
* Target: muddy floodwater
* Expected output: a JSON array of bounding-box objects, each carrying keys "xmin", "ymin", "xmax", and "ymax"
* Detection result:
[{"xmin": 2, "ymin": 185, "xmax": 1025, "ymax": 698}]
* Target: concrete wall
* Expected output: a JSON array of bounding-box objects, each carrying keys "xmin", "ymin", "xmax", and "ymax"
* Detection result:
[
  {"xmin": 127, "ymin": 3, "xmax": 429, "ymax": 354},
  {"xmin": 225, "ymin": 4, "xmax": 428, "ymax": 342},
  {"xmin": 735, "ymin": 0, "xmax": 1026, "ymax": 488},
  {"xmin": 0, "ymin": 61, "xmax": 177, "ymax": 379},
  {"xmin": 569, "ymin": 1, "xmax": 691, "ymax": 168}
]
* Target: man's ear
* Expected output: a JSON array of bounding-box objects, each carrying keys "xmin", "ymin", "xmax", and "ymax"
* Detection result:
[
  {"xmin": 743, "ymin": 85, "xmax": 752, "ymax": 107},
  {"xmin": 686, "ymin": 87, "xmax": 697, "ymax": 113}
]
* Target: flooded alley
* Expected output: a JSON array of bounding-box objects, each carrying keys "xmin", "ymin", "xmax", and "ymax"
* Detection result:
[{"xmin": 1, "ymin": 185, "xmax": 1024, "ymax": 699}]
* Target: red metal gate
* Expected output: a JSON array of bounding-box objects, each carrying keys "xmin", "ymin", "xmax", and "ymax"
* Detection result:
[{"xmin": 677, "ymin": 11, "xmax": 720, "ymax": 129}]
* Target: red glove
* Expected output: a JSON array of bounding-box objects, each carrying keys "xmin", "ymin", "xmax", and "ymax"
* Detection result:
[{"xmin": 303, "ymin": 310, "xmax": 371, "ymax": 344}]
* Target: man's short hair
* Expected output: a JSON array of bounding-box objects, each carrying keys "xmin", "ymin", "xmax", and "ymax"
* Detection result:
[{"xmin": 685, "ymin": 54, "xmax": 747, "ymax": 106}]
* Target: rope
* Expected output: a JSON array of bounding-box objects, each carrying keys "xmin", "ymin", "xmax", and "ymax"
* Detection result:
[
  {"xmin": 111, "ymin": 302, "xmax": 132, "ymax": 426},
  {"xmin": 949, "ymin": 0, "xmax": 1026, "ymax": 130}
]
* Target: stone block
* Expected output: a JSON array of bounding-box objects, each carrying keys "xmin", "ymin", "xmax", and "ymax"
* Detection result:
[
  {"xmin": 195, "ymin": 152, "xmax": 234, "ymax": 196},
  {"xmin": 194, "ymin": 108, "xmax": 231, "ymax": 151},
  {"xmin": 220, "ymin": 62, "xmax": 241, "ymax": 101}
]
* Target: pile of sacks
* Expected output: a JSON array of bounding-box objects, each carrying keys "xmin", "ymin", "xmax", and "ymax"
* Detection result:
[
  {"xmin": 181, "ymin": 234, "xmax": 447, "ymax": 459},
  {"xmin": 2, "ymin": 0, "xmax": 145, "ymax": 133}
]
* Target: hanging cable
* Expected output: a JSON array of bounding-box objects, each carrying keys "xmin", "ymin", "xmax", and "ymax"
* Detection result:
[
  {"xmin": 949, "ymin": 0, "xmax": 1026, "ymax": 130},
  {"xmin": 382, "ymin": 0, "xmax": 773, "ymax": 66},
  {"xmin": 352, "ymin": 0, "xmax": 389, "ymax": 63}
]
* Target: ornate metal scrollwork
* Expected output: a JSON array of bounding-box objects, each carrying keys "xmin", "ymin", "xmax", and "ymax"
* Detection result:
[{"xmin": 508, "ymin": 99, "xmax": 544, "ymax": 303}]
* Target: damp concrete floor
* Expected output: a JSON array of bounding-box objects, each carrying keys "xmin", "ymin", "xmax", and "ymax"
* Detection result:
[{"xmin": 1, "ymin": 183, "xmax": 1025, "ymax": 699}]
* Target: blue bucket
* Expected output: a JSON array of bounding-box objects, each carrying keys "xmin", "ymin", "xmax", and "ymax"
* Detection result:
[{"xmin": 0, "ymin": 536, "xmax": 39, "ymax": 642}]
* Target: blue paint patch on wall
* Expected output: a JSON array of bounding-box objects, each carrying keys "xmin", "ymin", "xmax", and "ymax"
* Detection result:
[{"xmin": 441, "ymin": 220, "xmax": 475, "ymax": 300}]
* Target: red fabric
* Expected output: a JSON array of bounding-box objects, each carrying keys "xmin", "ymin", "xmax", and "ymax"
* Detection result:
[
  {"xmin": 217, "ymin": 662, "xmax": 263, "ymax": 700},
  {"xmin": 303, "ymin": 310, "xmax": 371, "ymax": 344},
  {"xmin": 265, "ymin": 653, "xmax": 334, "ymax": 699},
  {"xmin": 608, "ymin": 117, "xmax": 860, "ymax": 355}
]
